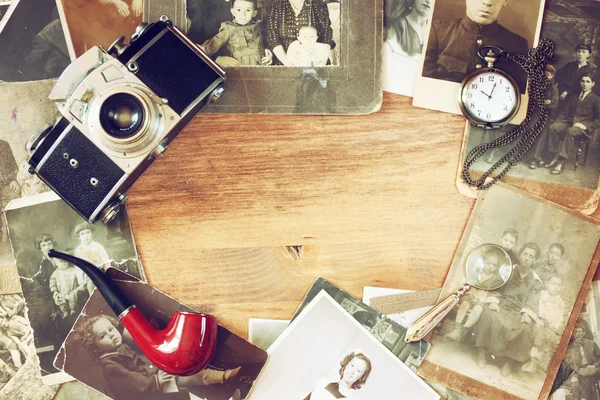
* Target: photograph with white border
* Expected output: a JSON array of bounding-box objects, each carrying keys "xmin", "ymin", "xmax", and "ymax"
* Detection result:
[
  {"xmin": 412, "ymin": 0, "xmax": 546, "ymax": 115},
  {"xmin": 247, "ymin": 290, "xmax": 439, "ymax": 399},
  {"xmin": 383, "ymin": 0, "xmax": 433, "ymax": 96}
]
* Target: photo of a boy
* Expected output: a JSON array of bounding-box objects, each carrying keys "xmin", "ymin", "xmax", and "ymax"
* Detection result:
[
  {"xmin": 522, "ymin": 274, "xmax": 565, "ymax": 373},
  {"xmin": 534, "ymin": 243, "xmax": 566, "ymax": 284},
  {"xmin": 201, "ymin": 0, "xmax": 273, "ymax": 67},
  {"xmin": 74, "ymin": 222, "xmax": 110, "ymax": 272},
  {"xmin": 49, "ymin": 257, "xmax": 88, "ymax": 319},
  {"xmin": 286, "ymin": 25, "xmax": 330, "ymax": 67},
  {"xmin": 500, "ymin": 228, "xmax": 519, "ymax": 264},
  {"xmin": 446, "ymin": 246, "xmax": 507, "ymax": 342}
]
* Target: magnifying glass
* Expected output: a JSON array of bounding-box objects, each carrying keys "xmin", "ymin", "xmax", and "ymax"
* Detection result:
[{"xmin": 405, "ymin": 244, "xmax": 513, "ymax": 343}]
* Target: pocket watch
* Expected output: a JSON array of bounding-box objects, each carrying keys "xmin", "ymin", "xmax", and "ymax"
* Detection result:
[{"xmin": 458, "ymin": 46, "xmax": 521, "ymax": 129}]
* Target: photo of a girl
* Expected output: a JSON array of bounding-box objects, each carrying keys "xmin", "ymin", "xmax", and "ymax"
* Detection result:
[{"xmin": 304, "ymin": 351, "xmax": 372, "ymax": 399}]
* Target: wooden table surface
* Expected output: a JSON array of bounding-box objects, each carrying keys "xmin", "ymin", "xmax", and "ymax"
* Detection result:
[{"xmin": 124, "ymin": 92, "xmax": 473, "ymax": 338}]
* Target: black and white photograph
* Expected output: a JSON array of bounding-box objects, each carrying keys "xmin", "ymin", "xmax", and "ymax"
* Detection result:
[
  {"xmin": 0, "ymin": 0, "xmax": 69, "ymax": 81},
  {"xmin": 56, "ymin": 0, "xmax": 143, "ymax": 59},
  {"xmin": 4, "ymin": 193, "xmax": 145, "ymax": 384},
  {"xmin": 247, "ymin": 291, "xmax": 440, "ymax": 399},
  {"xmin": 55, "ymin": 270, "xmax": 268, "ymax": 400},
  {"xmin": 551, "ymin": 281, "xmax": 600, "ymax": 400},
  {"xmin": 412, "ymin": 0, "xmax": 546, "ymax": 114},
  {"xmin": 461, "ymin": 0, "xmax": 600, "ymax": 190},
  {"xmin": 0, "ymin": 80, "xmax": 57, "ymax": 265},
  {"xmin": 248, "ymin": 318, "xmax": 289, "ymax": 351},
  {"xmin": 0, "ymin": 294, "xmax": 34, "ymax": 387},
  {"xmin": 294, "ymin": 277, "xmax": 431, "ymax": 373},
  {"xmin": 184, "ymin": 0, "xmax": 381, "ymax": 114},
  {"xmin": 0, "ymin": 1, "xmax": 12, "ymax": 26},
  {"xmin": 187, "ymin": 0, "xmax": 340, "ymax": 68},
  {"xmin": 419, "ymin": 183, "xmax": 600, "ymax": 399},
  {"xmin": 363, "ymin": 286, "xmax": 433, "ymax": 328},
  {"xmin": 383, "ymin": 0, "xmax": 432, "ymax": 96}
]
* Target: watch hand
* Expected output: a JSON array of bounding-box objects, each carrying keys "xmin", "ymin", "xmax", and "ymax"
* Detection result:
[
  {"xmin": 480, "ymin": 90, "xmax": 491, "ymax": 99},
  {"xmin": 489, "ymin": 83, "xmax": 497, "ymax": 97}
]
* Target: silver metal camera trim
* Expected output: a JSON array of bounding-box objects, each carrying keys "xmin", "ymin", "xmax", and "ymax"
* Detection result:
[
  {"xmin": 87, "ymin": 82, "xmax": 166, "ymax": 160},
  {"xmin": 54, "ymin": 51, "xmax": 180, "ymax": 175}
]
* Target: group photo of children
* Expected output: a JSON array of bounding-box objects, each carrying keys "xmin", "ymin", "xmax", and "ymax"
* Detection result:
[
  {"xmin": 187, "ymin": 0, "xmax": 341, "ymax": 67},
  {"xmin": 4, "ymin": 197, "xmax": 143, "ymax": 377}
]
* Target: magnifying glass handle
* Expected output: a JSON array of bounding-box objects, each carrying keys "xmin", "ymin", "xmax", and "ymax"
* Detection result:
[{"xmin": 405, "ymin": 284, "xmax": 471, "ymax": 343}]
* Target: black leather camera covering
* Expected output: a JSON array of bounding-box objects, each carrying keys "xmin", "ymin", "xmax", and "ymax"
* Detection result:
[
  {"xmin": 38, "ymin": 126, "xmax": 126, "ymax": 221},
  {"xmin": 134, "ymin": 30, "xmax": 221, "ymax": 115}
]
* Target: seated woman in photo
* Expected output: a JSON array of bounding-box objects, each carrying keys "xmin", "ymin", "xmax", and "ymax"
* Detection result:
[
  {"xmin": 303, "ymin": 351, "xmax": 372, "ymax": 399},
  {"xmin": 473, "ymin": 242, "xmax": 543, "ymax": 377},
  {"xmin": 266, "ymin": 0, "xmax": 334, "ymax": 65}
]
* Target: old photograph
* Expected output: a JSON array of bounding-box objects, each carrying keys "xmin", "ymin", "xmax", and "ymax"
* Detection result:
[
  {"xmin": 187, "ymin": 0, "xmax": 341, "ymax": 67},
  {"xmin": 55, "ymin": 272, "xmax": 268, "ymax": 400},
  {"xmin": 56, "ymin": 0, "xmax": 143, "ymax": 59},
  {"xmin": 248, "ymin": 318, "xmax": 289, "ymax": 351},
  {"xmin": 419, "ymin": 183, "xmax": 600, "ymax": 399},
  {"xmin": 412, "ymin": 0, "xmax": 546, "ymax": 114},
  {"xmin": 0, "ymin": 80, "xmax": 57, "ymax": 264},
  {"xmin": 363, "ymin": 286, "xmax": 433, "ymax": 328},
  {"xmin": 0, "ymin": 0, "xmax": 69, "ymax": 81},
  {"xmin": 294, "ymin": 277, "xmax": 430, "ymax": 372},
  {"xmin": 248, "ymin": 291, "xmax": 440, "ymax": 399},
  {"xmin": 461, "ymin": 0, "xmax": 600, "ymax": 190},
  {"xmin": 383, "ymin": 0, "xmax": 432, "ymax": 96},
  {"xmin": 0, "ymin": 1, "xmax": 12, "ymax": 27},
  {"xmin": 4, "ymin": 193, "xmax": 145, "ymax": 383},
  {"xmin": 551, "ymin": 281, "xmax": 600, "ymax": 400}
]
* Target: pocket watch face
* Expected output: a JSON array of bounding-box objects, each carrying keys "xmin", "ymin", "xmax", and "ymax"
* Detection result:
[{"xmin": 459, "ymin": 69, "xmax": 519, "ymax": 128}]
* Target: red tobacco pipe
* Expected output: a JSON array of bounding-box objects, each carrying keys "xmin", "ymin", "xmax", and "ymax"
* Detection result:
[{"xmin": 48, "ymin": 250, "xmax": 218, "ymax": 376}]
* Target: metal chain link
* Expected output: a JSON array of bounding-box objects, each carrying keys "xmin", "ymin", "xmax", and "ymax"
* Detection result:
[{"xmin": 462, "ymin": 39, "xmax": 556, "ymax": 190}]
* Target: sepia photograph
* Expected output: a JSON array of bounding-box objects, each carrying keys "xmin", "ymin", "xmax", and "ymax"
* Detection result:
[
  {"xmin": 551, "ymin": 280, "xmax": 600, "ymax": 400},
  {"xmin": 412, "ymin": 0, "xmax": 546, "ymax": 114},
  {"xmin": 461, "ymin": 0, "xmax": 600, "ymax": 191},
  {"xmin": 187, "ymin": 0, "xmax": 341, "ymax": 68},
  {"xmin": 0, "ymin": 0, "xmax": 69, "ymax": 81},
  {"xmin": 248, "ymin": 291, "xmax": 440, "ymax": 399},
  {"xmin": 55, "ymin": 271, "xmax": 268, "ymax": 400},
  {"xmin": 186, "ymin": 0, "xmax": 382, "ymax": 114},
  {"xmin": 4, "ymin": 193, "xmax": 144, "ymax": 383},
  {"xmin": 0, "ymin": 80, "xmax": 57, "ymax": 264},
  {"xmin": 419, "ymin": 183, "xmax": 600, "ymax": 399},
  {"xmin": 56, "ymin": 0, "xmax": 143, "ymax": 59},
  {"xmin": 383, "ymin": 0, "xmax": 433, "ymax": 96},
  {"xmin": 294, "ymin": 277, "xmax": 430, "ymax": 372},
  {"xmin": 248, "ymin": 318, "xmax": 289, "ymax": 351}
]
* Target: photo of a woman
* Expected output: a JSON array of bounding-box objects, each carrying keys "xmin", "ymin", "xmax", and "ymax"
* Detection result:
[
  {"xmin": 266, "ymin": 0, "xmax": 334, "ymax": 65},
  {"xmin": 383, "ymin": 0, "xmax": 432, "ymax": 95},
  {"xmin": 304, "ymin": 351, "xmax": 372, "ymax": 399}
]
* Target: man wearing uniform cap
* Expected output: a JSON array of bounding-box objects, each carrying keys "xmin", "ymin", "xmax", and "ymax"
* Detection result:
[
  {"xmin": 555, "ymin": 44, "xmax": 592, "ymax": 101},
  {"xmin": 423, "ymin": 0, "xmax": 529, "ymax": 92}
]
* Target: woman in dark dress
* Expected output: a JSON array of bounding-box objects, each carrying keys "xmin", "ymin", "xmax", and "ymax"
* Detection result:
[
  {"xmin": 266, "ymin": 0, "xmax": 334, "ymax": 65},
  {"xmin": 303, "ymin": 351, "xmax": 372, "ymax": 399},
  {"xmin": 473, "ymin": 242, "xmax": 543, "ymax": 377}
]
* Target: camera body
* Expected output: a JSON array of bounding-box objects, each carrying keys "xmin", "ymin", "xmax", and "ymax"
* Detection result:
[{"xmin": 27, "ymin": 17, "xmax": 226, "ymax": 223}]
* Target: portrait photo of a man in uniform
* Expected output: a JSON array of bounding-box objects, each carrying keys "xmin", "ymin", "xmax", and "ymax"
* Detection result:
[{"xmin": 413, "ymin": 0, "xmax": 544, "ymax": 113}]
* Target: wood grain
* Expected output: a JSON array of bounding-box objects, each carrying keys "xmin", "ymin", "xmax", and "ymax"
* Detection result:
[{"xmin": 125, "ymin": 92, "xmax": 474, "ymax": 338}]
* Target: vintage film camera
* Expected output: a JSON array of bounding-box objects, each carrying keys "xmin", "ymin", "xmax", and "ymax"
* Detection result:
[{"xmin": 27, "ymin": 16, "xmax": 226, "ymax": 223}]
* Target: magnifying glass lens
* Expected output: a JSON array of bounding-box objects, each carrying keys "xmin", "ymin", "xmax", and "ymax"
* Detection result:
[{"xmin": 465, "ymin": 244, "xmax": 512, "ymax": 291}]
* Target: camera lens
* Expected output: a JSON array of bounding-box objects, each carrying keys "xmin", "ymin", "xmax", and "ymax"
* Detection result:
[{"xmin": 100, "ymin": 93, "xmax": 145, "ymax": 139}]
